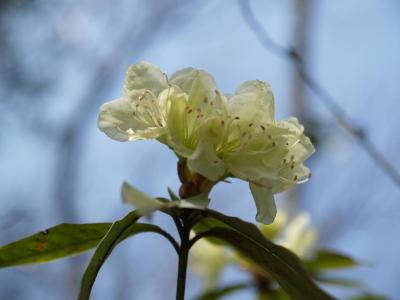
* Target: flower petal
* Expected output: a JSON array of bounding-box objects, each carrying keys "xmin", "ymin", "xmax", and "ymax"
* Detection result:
[
  {"xmin": 124, "ymin": 61, "xmax": 167, "ymax": 96},
  {"xmin": 228, "ymin": 80, "xmax": 275, "ymax": 124},
  {"xmin": 187, "ymin": 139, "xmax": 226, "ymax": 181},
  {"xmin": 190, "ymin": 237, "xmax": 228, "ymax": 289},
  {"xmin": 170, "ymin": 67, "xmax": 197, "ymax": 92},
  {"xmin": 277, "ymin": 212, "xmax": 318, "ymax": 258},
  {"xmin": 126, "ymin": 127, "xmax": 166, "ymax": 141},
  {"xmin": 98, "ymin": 97, "xmax": 165, "ymax": 141},
  {"xmin": 98, "ymin": 97, "xmax": 142, "ymax": 141},
  {"xmin": 249, "ymin": 183, "xmax": 277, "ymax": 224},
  {"xmin": 274, "ymin": 118, "xmax": 315, "ymax": 160},
  {"xmin": 226, "ymin": 153, "xmax": 274, "ymax": 182},
  {"xmin": 170, "ymin": 67, "xmax": 217, "ymax": 109},
  {"xmin": 161, "ymin": 86, "xmax": 192, "ymax": 156}
]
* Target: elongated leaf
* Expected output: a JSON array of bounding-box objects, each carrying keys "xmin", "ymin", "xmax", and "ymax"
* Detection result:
[
  {"xmin": 119, "ymin": 223, "xmax": 179, "ymax": 253},
  {"xmin": 316, "ymin": 276, "xmax": 363, "ymax": 289},
  {"xmin": 195, "ymin": 283, "xmax": 249, "ymax": 300},
  {"xmin": 259, "ymin": 289, "xmax": 290, "ymax": 300},
  {"xmin": 190, "ymin": 209, "xmax": 335, "ymax": 300},
  {"xmin": 304, "ymin": 250, "xmax": 358, "ymax": 271},
  {"xmin": 0, "ymin": 215, "xmax": 178, "ymax": 270},
  {"xmin": 79, "ymin": 211, "xmax": 179, "ymax": 300},
  {"xmin": 167, "ymin": 187, "xmax": 180, "ymax": 201},
  {"xmin": 200, "ymin": 227, "xmax": 334, "ymax": 300},
  {"xmin": 348, "ymin": 295, "xmax": 387, "ymax": 300},
  {"xmin": 78, "ymin": 210, "xmax": 139, "ymax": 300},
  {"xmin": 0, "ymin": 223, "xmax": 111, "ymax": 268}
]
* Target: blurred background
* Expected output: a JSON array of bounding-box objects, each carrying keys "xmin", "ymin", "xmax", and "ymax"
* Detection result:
[{"xmin": 0, "ymin": 0, "xmax": 399, "ymax": 299}]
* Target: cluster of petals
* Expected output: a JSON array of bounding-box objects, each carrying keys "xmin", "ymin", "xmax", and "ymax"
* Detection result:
[{"xmin": 98, "ymin": 61, "xmax": 314, "ymax": 223}]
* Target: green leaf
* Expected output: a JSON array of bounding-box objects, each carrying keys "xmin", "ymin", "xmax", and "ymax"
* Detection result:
[
  {"xmin": 200, "ymin": 227, "xmax": 334, "ymax": 300},
  {"xmin": 167, "ymin": 187, "xmax": 180, "ymax": 201},
  {"xmin": 191, "ymin": 217, "xmax": 229, "ymax": 246},
  {"xmin": 195, "ymin": 283, "xmax": 249, "ymax": 300},
  {"xmin": 348, "ymin": 295, "xmax": 388, "ymax": 300},
  {"xmin": 78, "ymin": 211, "xmax": 142, "ymax": 299},
  {"xmin": 0, "ymin": 223, "xmax": 111, "ymax": 268},
  {"xmin": 258, "ymin": 289, "xmax": 290, "ymax": 300},
  {"xmin": 315, "ymin": 276, "xmax": 363, "ymax": 289},
  {"xmin": 190, "ymin": 209, "xmax": 335, "ymax": 300},
  {"xmin": 304, "ymin": 250, "xmax": 358, "ymax": 271},
  {"xmin": 0, "ymin": 214, "xmax": 178, "ymax": 270},
  {"xmin": 78, "ymin": 211, "xmax": 178, "ymax": 300}
]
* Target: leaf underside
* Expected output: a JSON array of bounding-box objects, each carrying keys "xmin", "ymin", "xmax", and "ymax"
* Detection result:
[
  {"xmin": 0, "ymin": 223, "xmax": 112, "ymax": 268},
  {"xmin": 189, "ymin": 209, "xmax": 335, "ymax": 300}
]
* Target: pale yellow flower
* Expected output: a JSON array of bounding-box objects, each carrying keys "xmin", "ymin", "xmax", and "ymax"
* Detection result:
[
  {"xmin": 276, "ymin": 212, "xmax": 318, "ymax": 259},
  {"xmin": 98, "ymin": 61, "xmax": 315, "ymax": 224},
  {"xmin": 189, "ymin": 237, "xmax": 233, "ymax": 290}
]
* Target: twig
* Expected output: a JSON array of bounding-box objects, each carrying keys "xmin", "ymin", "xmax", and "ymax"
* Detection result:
[{"xmin": 238, "ymin": 0, "xmax": 400, "ymax": 188}]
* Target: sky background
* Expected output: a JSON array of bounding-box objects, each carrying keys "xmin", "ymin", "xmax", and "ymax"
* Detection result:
[{"xmin": 0, "ymin": 0, "xmax": 399, "ymax": 299}]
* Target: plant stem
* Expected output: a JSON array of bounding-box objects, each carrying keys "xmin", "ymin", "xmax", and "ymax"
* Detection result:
[{"xmin": 176, "ymin": 224, "xmax": 190, "ymax": 300}]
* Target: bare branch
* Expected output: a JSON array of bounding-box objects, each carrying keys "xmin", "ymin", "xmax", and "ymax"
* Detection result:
[{"xmin": 238, "ymin": 0, "xmax": 400, "ymax": 188}]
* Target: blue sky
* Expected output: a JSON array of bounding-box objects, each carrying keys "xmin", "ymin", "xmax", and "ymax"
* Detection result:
[{"xmin": 0, "ymin": 0, "xmax": 399, "ymax": 299}]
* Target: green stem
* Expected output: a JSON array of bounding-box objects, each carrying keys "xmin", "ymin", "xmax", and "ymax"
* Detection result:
[{"xmin": 175, "ymin": 221, "xmax": 190, "ymax": 300}]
